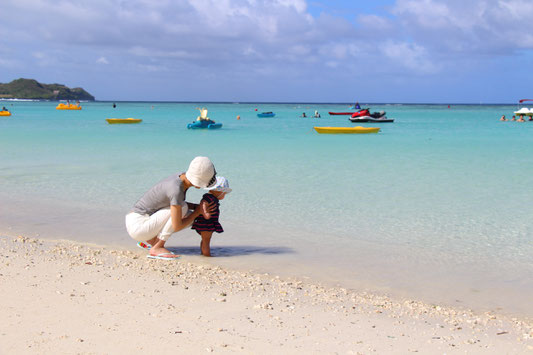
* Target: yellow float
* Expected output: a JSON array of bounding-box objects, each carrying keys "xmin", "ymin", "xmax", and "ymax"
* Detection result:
[
  {"xmin": 0, "ymin": 111, "xmax": 12, "ymax": 116},
  {"xmin": 314, "ymin": 126, "xmax": 380, "ymax": 134},
  {"xmin": 106, "ymin": 118, "xmax": 142, "ymax": 124},
  {"xmin": 56, "ymin": 103, "xmax": 82, "ymax": 110}
]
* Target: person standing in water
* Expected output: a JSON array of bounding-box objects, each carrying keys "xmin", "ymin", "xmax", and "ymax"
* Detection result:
[{"xmin": 191, "ymin": 176, "xmax": 232, "ymax": 257}]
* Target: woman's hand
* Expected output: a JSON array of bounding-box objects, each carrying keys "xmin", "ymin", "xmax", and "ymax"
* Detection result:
[{"xmin": 200, "ymin": 200, "xmax": 217, "ymax": 219}]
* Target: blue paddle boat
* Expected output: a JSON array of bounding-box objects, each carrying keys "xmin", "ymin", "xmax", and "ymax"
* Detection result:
[
  {"xmin": 187, "ymin": 120, "xmax": 222, "ymax": 129},
  {"xmin": 187, "ymin": 107, "xmax": 223, "ymax": 129},
  {"xmin": 257, "ymin": 112, "xmax": 275, "ymax": 118}
]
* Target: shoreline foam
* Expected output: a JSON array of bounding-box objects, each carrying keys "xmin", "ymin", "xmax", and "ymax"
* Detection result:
[{"xmin": 1, "ymin": 235, "xmax": 531, "ymax": 354}]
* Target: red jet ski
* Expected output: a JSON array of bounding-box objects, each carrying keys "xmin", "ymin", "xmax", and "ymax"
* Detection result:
[
  {"xmin": 351, "ymin": 109, "xmax": 386, "ymax": 119},
  {"xmin": 350, "ymin": 109, "xmax": 371, "ymax": 118}
]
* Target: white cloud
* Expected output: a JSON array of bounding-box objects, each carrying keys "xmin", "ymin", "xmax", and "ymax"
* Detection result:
[
  {"xmin": 96, "ymin": 56, "xmax": 109, "ymax": 64},
  {"xmin": 243, "ymin": 45, "xmax": 259, "ymax": 57},
  {"xmin": 128, "ymin": 46, "xmax": 198, "ymax": 59},
  {"xmin": 498, "ymin": 0, "xmax": 533, "ymax": 19},
  {"xmin": 357, "ymin": 14, "xmax": 394, "ymax": 30},
  {"xmin": 0, "ymin": 58, "xmax": 18, "ymax": 68},
  {"xmin": 137, "ymin": 63, "xmax": 168, "ymax": 72},
  {"xmin": 275, "ymin": 0, "xmax": 307, "ymax": 13},
  {"xmin": 393, "ymin": 0, "xmax": 452, "ymax": 29},
  {"xmin": 380, "ymin": 41, "xmax": 438, "ymax": 73},
  {"xmin": 391, "ymin": 0, "xmax": 533, "ymax": 52},
  {"xmin": 287, "ymin": 45, "xmax": 311, "ymax": 56},
  {"xmin": 2, "ymin": 0, "xmax": 533, "ymax": 95},
  {"xmin": 31, "ymin": 51, "xmax": 55, "ymax": 66}
]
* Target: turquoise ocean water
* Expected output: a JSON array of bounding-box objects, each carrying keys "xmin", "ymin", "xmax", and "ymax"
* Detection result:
[{"xmin": 1, "ymin": 101, "xmax": 532, "ymax": 315}]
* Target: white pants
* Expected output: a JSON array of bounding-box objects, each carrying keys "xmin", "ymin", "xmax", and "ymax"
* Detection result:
[{"xmin": 125, "ymin": 205, "xmax": 190, "ymax": 242}]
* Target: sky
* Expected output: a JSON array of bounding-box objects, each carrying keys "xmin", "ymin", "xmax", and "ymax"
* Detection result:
[{"xmin": 1, "ymin": 0, "xmax": 533, "ymax": 103}]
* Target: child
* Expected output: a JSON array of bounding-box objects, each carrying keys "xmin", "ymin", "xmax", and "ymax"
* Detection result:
[{"xmin": 191, "ymin": 176, "xmax": 231, "ymax": 256}]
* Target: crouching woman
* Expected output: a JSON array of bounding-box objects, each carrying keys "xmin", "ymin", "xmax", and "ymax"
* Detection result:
[{"xmin": 125, "ymin": 156, "xmax": 217, "ymax": 260}]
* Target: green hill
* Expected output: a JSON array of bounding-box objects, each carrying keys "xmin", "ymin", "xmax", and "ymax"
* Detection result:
[{"xmin": 0, "ymin": 78, "xmax": 95, "ymax": 100}]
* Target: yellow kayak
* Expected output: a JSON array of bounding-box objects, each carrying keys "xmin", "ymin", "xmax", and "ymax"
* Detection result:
[
  {"xmin": 314, "ymin": 126, "xmax": 380, "ymax": 134},
  {"xmin": 106, "ymin": 118, "xmax": 142, "ymax": 124},
  {"xmin": 56, "ymin": 103, "xmax": 82, "ymax": 110},
  {"xmin": 0, "ymin": 111, "xmax": 11, "ymax": 116}
]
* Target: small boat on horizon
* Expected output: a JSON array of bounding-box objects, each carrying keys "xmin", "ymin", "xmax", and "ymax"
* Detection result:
[{"xmin": 257, "ymin": 112, "xmax": 275, "ymax": 118}]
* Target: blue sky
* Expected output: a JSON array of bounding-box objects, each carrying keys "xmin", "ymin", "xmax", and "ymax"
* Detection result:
[{"xmin": 1, "ymin": 0, "xmax": 532, "ymax": 103}]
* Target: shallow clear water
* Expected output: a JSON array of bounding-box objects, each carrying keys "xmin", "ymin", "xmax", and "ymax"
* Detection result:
[{"xmin": 1, "ymin": 101, "xmax": 532, "ymax": 315}]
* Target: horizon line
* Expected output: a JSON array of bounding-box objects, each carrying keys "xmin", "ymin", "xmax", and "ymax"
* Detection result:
[
  {"xmin": 0, "ymin": 98, "xmax": 524, "ymax": 105},
  {"xmin": 95, "ymin": 100, "xmax": 521, "ymax": 106}
]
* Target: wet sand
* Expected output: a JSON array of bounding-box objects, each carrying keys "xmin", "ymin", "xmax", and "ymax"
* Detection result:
[{"xmin": 1, "ymin": 235, "xmax": 531, "ymax": 354}]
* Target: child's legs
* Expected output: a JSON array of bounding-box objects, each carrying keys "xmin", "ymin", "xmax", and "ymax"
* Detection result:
[{"xmin": 200, "ymin": 231, "xmax": 213, "ymax": 256}]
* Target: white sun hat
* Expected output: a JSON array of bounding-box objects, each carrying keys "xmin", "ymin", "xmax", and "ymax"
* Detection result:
[
  {"xmin": 206, "ymin": 176, "xmax": 231, "ymax": 193},
  {"xmin": 185, "ymin": 156, "xmax": 216, "ymax": 188}
]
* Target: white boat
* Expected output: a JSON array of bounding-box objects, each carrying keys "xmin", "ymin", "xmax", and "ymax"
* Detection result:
[
  {"xmin": 514, "ymin": 107, "xmax": 532, "ymax": 116},
  {"xmin": 514, "ymin": 99, "xmax": 533, "ymax": 116}
]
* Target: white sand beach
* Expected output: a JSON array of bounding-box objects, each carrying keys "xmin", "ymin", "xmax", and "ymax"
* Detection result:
[
  {"xmin": 3, "ymin": 0, "xmax": 533, "ymax": 353},
  {"xmin": 1, "ymin": 235, "xmax": 531, "ymax": 354}
]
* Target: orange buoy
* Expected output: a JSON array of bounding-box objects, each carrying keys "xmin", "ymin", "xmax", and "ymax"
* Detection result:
[{"xmin": 237, "ymin": 115, "xmax": 240, "ymax": 120}]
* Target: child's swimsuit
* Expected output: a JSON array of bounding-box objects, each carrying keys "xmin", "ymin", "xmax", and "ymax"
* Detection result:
[{"xmin": 191, "ymin": 193, "xmax": 223, "ymax": 234}]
